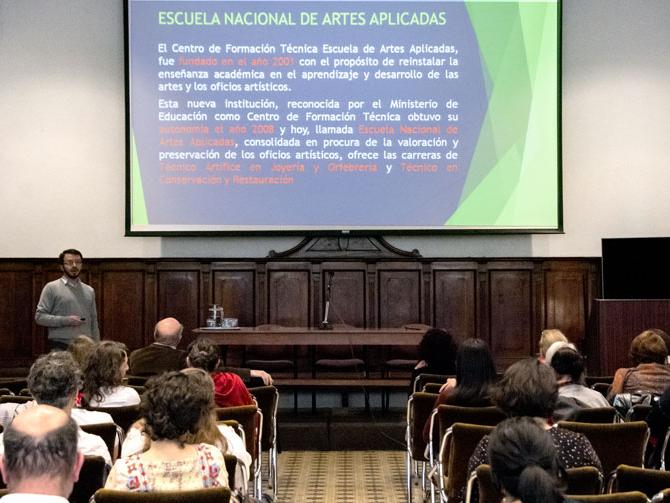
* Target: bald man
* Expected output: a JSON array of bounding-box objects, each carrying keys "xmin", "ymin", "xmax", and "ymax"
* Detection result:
[
  {"xmin": 129, "ymin": 317, "xmax": 273, "ymax": 385},
  {"xmin": 0, "ymin": 405, "xmax": 84, "ymax": 501},
  {"xmin": 128, "ymin": 317, "xmax": 188, "ymax": 376}
]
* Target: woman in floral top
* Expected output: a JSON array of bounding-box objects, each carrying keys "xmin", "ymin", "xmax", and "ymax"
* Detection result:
[{"xmin": 104, "ymin": 371, "xmax": 229, "ymax": 492}]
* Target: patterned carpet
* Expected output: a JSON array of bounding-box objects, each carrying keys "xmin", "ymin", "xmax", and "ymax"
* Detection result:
[{"xmin": 274, "ymin": 450, "xmax": 409, "ymax": 503}]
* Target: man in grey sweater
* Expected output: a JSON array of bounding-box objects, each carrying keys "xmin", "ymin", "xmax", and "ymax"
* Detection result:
[{"xmin": 35, "ymin": 249, "xmax": 100, "ymax": 350}]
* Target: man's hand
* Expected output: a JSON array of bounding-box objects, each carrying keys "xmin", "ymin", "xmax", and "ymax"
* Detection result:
[
  {"xmin": 250, "ymin": 369, "xmax": 273, "ymax": 385},
  {"xmin": 65, "ymin": 315, "xmax": 83, "ymax": 326}
]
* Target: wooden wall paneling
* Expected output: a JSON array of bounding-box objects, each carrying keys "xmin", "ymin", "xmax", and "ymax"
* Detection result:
[
  {"xmin": 211, "ymin": 263, "xmax": 256, "ymax": 326},
  {"xmin": 156, "ymin": 263, "xmax": 201, "ymax": 349},
  {"xmin": 543, "ymin": 262, "xmax": 591, "ymax": 347},
  {"xmin": 256, "ymin": 263, "xmax": 267, "ymax": 326},
  {"xmin": 0, "ymin": 257, "xmax": 602, "ymax": 372},
  {"xmin": 99, "ymin": 264, "xmax": 146, "ymax": 350},
  {"xmin": 477, "ymin": 263, "xmax": 489, "ymax": 346},
  {"xmin": 311, "ymin": 263, "xmax": 322, "ymax": 330},
  {"xmin": 589, "ymin": 300, "xmax": 670, "ymax": 375},
  {"xmin": 199, "ymin": 263, "xmax": 211, "ymax": 328},
  {"xmin": 143, "ymin": 263, "xmax": 157, "ymax": 347},
  {"xmin": 320, "ymin": 262, "xmax": 367, "ymax": 328},
  {"xmin": 266, "ymin": 262, "xmax": 311, "ymax": 327},
  {"xmin": 487, "ymin": 263, "xmax": 534, "ymax": 368},
  {"xmin": 366, "ymin": 263, "xmax": 377, "ymax": 328},
  {"xmin": 377, "ymin": 264, "xmax": 423, "ymax": 328},
  {"xmin": 0, "ymin": 264, "xmax": 36, "ymax": 362},
  {"xmin": 421, "ymin": 263, "xmax": 431, "ymax": 325},
  {"xmin": 432, "ymin": 262, "xmax": 478, "ymax": 344}
]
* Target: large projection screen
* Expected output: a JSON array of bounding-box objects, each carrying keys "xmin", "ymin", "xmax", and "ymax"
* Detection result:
[{"xmin": 126, "ymin": 0, "xmax": 562, "ymax": 235}]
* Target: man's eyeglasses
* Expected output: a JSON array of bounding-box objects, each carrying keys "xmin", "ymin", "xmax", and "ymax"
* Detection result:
[{"xmin": 63, "ymin": 260, "xmax": 83, "ymax": 266}]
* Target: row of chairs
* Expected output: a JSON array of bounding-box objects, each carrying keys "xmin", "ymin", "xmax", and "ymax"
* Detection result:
[
  {"xmin": 469, "ymin": 464, "xmax": 670, "ymax": 503},
  {"xmin": 406, "ymin": 373, "xmax": 664, "ymax": 503},
  {"xmin": 0, "ymin": 384, "xmax": 279, "ymax": 503}
]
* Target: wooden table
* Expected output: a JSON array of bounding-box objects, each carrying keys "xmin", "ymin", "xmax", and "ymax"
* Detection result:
[
  {"xmin": 194, "ymin": 327, "xmax": 424, "ymax": 410},
  {"xmin": 192, "ymin": 326, "xmax": 426, "ymax": 346}
]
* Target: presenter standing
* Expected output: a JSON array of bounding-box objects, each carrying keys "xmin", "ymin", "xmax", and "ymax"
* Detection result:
[{"xmin": 35, "ymin": 248, "xmax": 100, "ymax": 350}]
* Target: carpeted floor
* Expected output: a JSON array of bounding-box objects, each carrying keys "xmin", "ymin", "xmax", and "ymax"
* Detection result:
[{"xmin": 274, "ymin": 450, "xmax": 412, "ymax": 503}]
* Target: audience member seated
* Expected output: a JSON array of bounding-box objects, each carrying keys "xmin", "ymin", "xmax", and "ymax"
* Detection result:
[
  {"xmin": 0, "ymin": 404, "xmax": 84, "ymax": 502},
  {"xmin": 648, "ymin": 328, "xmax": 670, "ymax": 365},
  {"xmin": 538, "ymin": 329, "xmax": 568, "ymax": 363},
  {"xmin": 186, "ymin": 339, "xmax": 254, "ymax": 408},
  {"xmin": 128, "ymin": 317, "xmax": 273, "ymax": 386},
  {"xmin": 82, "ymin": 341, "xmax": 140, "ymax": 407},
  {"xmin": 120, "ymin": 368, "xmax": 251, "ymax": 492},
  {"xmin": 422, "ymin": 338, "xmax": 497, "ymax": 442},
  {"xmin": 128, "ymin": 317, "xmax": 187, "ymax": 376},
  {"xmin": 547, "ymin": 343, "xmax": 610, "ymax": 420},
  {"xmin": 104, "ymin": 371, "xmax": 231, "ymax": 494},
  {"xmin": 0, "ymin": 352, "xmax": 112, "ymax": 466},
  {"xmin": 410, "ymin": 328, "xmax": 457, "ymax": 386},
  {"xmin": 488, "ymin": 416, "xmax": 568, "ymax": 503},
  {"xmin": 67, "ymin": 334, "xmax": 97, "ymax": 372},
  {"xmin": 465, "ymin": 358, "xmax": 601, "ymax": 503},
  {"xmin": 608, "ymin": 329, "xmax": 670, "ymax": 401}
]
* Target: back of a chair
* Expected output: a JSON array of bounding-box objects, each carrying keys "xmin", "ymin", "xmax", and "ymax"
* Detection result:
[
  {"xmin": 471, "ymin": 464, "xmax": 604, "ymax": 503},
  {"xmin": 423, "ymin": 382, "xmax": 443, "ymax": 394},
  {"xmin": 413, "ymin": 373, "xmax": 451, "ymax": 394},
  {"xmin": 569, "ymin": 492, "xmax": 650, "ymax": 503},
  {"xmin": 86, "ymin": 404, "xmax": 140, "ymax": 433},
  {"xmin": 558, "ymin": 421, "xmax": 650, "ymax": 477},
  {"xmin": 248, "ymin": 385, "xmax": 278, "ymax": 451},
  {"xmin": 406, "ymin": 391, "xmax": 438, "ymax": 462},
  {"xmin": 80, "ymin": 422, "xmax": 119, "ymax": 462},
  {"xmin": 93, "ymin": 487, "xmax": 232, "ymax": 503},
  {"xmin": 436, "ymin": 404, "xmax": 505, "ymax": 444},
  {"xmin": 612, "ymin": 464, "xmax": 670, "ymax": 498},
  {"xmin": 215, "ymin": 404, "xmax": 261, "ymax": 462},
  {"xmin": 585, "ymin": 376, "xmax": 615, "ymax": 387},
  {"xmin": 470, "ymin": 464, "xmax": 498, "ymax": 503},
  {"xmin": 0, "ymin": 378, "xmax": 27, "ymax": 395},
  {"xmin": 571, "ymin": 407, "xmax": 617, "ymax": 423},
  {"xmin": 627, "ymin": 404, "xmax": 653, "ymax": 422},
  {"xmin": 0, "ymin": 395, "xmax": 32, "ymax": 404},
  {"xmin": 70, "ymin": 455, "xmax": 108, "ymax": 503},
  {"xmin": 442, "ymin": 423, "xmax": 495, "ymax": 501},
  {"xmin": 567, "ymin": 466, "xmax": 605, "ymax": 495}
]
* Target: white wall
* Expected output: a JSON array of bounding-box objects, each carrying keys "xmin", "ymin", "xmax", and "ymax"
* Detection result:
[{"xmin": 1, "ymin": 0, "xmax": 669, "ymax": 258}]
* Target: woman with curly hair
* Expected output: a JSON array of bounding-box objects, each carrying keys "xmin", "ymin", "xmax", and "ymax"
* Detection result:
[
  {"xmin": 121, "ymin": 368, "xmax": 252, "ymax": 492},
  {"xmin": 81, "ymin": 340, "xmax": 140, "ymax": 407},
  {"xmin": 187, "ymin": 338, "xmax": 254, "ymax": 408},
  {"xmin": 105, "ymin": 371, "xmax": 230, "ymax": 492}
]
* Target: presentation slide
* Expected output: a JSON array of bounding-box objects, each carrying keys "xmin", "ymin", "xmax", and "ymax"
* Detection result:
[{"xmin": 126, "ymin": 0, "xmax": 561, "ymax": 234}]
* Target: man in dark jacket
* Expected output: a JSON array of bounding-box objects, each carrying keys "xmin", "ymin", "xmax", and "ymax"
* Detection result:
[{"xmin": 129, "ymin": 317, "xmax": 272, "ymax": 385}]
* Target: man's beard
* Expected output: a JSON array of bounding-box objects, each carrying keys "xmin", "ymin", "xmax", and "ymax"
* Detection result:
[{"xmin": 64, "ymin": 269, "xmax": 80, "ymax": 279}]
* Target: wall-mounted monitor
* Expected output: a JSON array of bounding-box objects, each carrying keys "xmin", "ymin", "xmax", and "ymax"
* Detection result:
[
  {"xmin": 126, "ymin": 0, "xmax": 562, "ymax": 235},
  {"xmin": 602, "ymin": 237, "xmax": 670, "ymax": 299}
]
